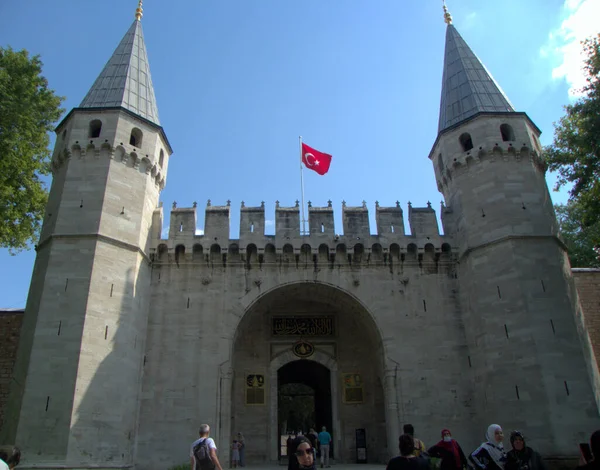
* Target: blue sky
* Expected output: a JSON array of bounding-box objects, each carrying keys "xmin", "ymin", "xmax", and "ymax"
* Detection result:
[{"xmin": 0, "ymin": 0, "xmax": 597, "ymax": 308}]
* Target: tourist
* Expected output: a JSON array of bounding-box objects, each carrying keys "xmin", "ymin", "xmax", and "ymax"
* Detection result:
[
  {"xmin": 470, "ymin": 424, "xmax": 507, "ymax": 470},
  {"xmin": 387, "ymin": 434, "xmax": 430, "ymax": 470},
  {"xmin": 505, "ymin": 431, "xmax": 545, "ymax": 470},
  {"xmin": 577, "ymin": 430, "xmax": 600, "ymax": 470},
  {"xmin": 236, "ymin": 433, "xmax": 245, "ymax": 467},
  {"xmin": 288, "ymin": 436, "xmax": 316, "ymax": 470},
  {"xmin": 190, "ymin": 424, "xmax": 223, "ymax": 470},
  {"xmin": 428, "ymin": 429, "xmax": 468, "ymax": 470},
  {"xmin": 403, "ymin": 424, "xmax": 426, "ymax": 457},
  {"xmin": 231, "ymin": 440, "xmax": 240, "ymax": 468},
  {"xmin": 318, "ymin": 426, "xmax": 332, "ymax": 468},
  {"xmin": 0, "ymin": 447, "xmax": 20, "ymax": 470},
  {"xmin": 307, "ymin": 429, "xmax": 318, "ymax": 460}
]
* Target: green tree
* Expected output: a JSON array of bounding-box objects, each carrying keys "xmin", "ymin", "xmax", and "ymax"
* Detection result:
[
  {"xmin": 545, "ymin": 34, "xmax": 600, "ymax": 235},
  {"xmin": 0, "ymin": 46, "xmax": 64, "ymax": 252},
  {"xmin": 555, "ymin": 201, "xmax": 600, "ymax": 268}
]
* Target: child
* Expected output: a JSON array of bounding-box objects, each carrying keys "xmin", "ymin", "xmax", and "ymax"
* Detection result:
[{"xmin": 231, "ymin": 440, "xmax": 240, "ymax": 468}]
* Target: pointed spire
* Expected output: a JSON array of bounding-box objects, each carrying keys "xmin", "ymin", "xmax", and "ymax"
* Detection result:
[
  {"xmin": 79, "ymin": 9, "xmax": 160, "ymax": 125},
  {"xmin": 437, "ymin": 9, "xmax": 514, "ymax": 133}
]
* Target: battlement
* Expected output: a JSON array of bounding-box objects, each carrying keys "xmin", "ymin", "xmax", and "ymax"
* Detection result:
[{"xmin": 150, "ymin": 200, "xmax": 454, "ymax": 267}]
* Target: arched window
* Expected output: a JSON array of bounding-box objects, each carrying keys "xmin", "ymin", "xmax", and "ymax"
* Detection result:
[
  {"xmin": 175, "ymin": 244, "xmax": 185, "ymax": 262},
  {"xmin": 89, "ymin": 120, "xmax": 102, "ymax": 138},
  {"xmin": 130, "ymin": 128, "xmax": 143, "ymax": 147},
  {"xmin": 157, "ymin": 244, "xmax": 168, "ymax": 262},
  {"xmin": 159, "ymin": 149, "xmax": 165, "ymax": 168},
  {"xmin": 192, "ymin": 244, "xmax": 203, "ymax": 261},
  {"xmin": 318, "ymin": 244, "xmax": 329, "ymax": 262},
  {"xmin": 459, "ymin": 133, "xmax": 474, "ymax": 152},
  {"xmin": 264, "ymin": 244, "xmax": 276, "ymax": 264},
  {"xmin": 500, "ymin": 124, "xmax": 515, "ymax": 142}
]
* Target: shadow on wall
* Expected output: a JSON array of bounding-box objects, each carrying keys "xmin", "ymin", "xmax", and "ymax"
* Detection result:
[{"xmin": 69, "ymin": 266, "xmax": 146, "ymax": 466}]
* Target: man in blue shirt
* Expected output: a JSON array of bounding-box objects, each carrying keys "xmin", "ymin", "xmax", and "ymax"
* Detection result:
[{"xmin": 318, "ymin": 426, "xmax": 332, "ymax": 468}]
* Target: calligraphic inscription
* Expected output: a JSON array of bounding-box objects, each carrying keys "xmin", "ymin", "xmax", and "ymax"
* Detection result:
[
  {"xmin": 272, "ymin": 316, "xmax": 335, "ymax": 336},
  {"xmin": 246, "ymin": 374, "xmax": 264, "ymax": 388},
  {"xmin": 342, "ymin": 373, "xmax": 364, "ymax": 404},
  {"xmin": 293, "ymin": 340, "xmax": 315, "ymax": 358},
  {"xmin": 246, "ymin": 374, "xmax": 265, "ymax": 405}
]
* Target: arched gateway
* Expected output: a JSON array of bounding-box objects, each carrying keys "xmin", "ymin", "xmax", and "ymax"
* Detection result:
[{"xmin": 228, "ymin": 281, "xmax": 394, "ymax": 464}]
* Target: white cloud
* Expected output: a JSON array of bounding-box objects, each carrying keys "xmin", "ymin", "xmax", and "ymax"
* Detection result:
[
  {"xmin": 161, "ymin": 227, "xmax": 169, "ymax": 239},
  {"xmin": 265, "ymin": 220, "xmax": 275, "ymax": 227},
  {"xmin": 195, "ymin": 228, "xmax": 204, "ymax": 235},
  {"xmin": 544, "ymin": 0, "xmax": 600, "ymax": 98}
]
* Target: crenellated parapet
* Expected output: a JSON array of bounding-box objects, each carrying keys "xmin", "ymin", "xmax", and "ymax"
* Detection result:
[
  {"xmin": 51, "ymin": 141, "xmax": 166, "ymax": 190},
  {"xmin": 150, "ymin": 200, "xmax": 455, "ymax": 270}
]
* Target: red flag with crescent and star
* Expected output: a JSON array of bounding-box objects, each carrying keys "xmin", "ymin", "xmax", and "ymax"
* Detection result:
[{"xmin": 301, "ymin": 143, "xmax": 332, "ymax": 175}]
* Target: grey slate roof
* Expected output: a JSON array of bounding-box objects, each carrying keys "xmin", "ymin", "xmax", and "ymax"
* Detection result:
[
  {"xmin": 80, "ymin": 19, "xmax": 160, "ymax": 125},
  {"xmin": 438, "ymin": 25, "xmax": 513, "ymax": 133}
]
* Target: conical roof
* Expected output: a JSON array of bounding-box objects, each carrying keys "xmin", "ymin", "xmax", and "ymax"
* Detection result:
[
  {"xmin": 438, "ymin": 25, "xmax": 513, "ymax": 132},
  {"xmin": 80, "ymin": 19, "xmax": 160, "ymax": 125}
]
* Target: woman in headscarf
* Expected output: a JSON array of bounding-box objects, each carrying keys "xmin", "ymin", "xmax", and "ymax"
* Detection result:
[
  {"xmin": 505, "ymin": 431, "xmax": 545, "ymax": 470},
  {"xmin": 288, "ymin": 436, "xmax": 316, "ymax": 470},
  {"xmin": 237, "ymin": 432, "xmax": 246, "ymax": 467},
  {"xmin": 428, "ymin": 429, "xmax": 468, "ymax": 470},
  {"xmin": 470, "ymin": 424, "xmax": 507, "ymax": 470}
]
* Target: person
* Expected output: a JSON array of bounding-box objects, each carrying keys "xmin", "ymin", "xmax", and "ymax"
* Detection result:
[
  {"xmin": 231, "ymin": 440, "xmax": 240, "ymax": 468},
  {"xmin": 288, "ymin": 436, "xmax": 316, "ymax": 470},
  {"xmin": 190, "ymin": 424, "xmax": 224, "ymax": 470},
  {"xmin": 505, "ymin": 431, "xmax": 545, "ymax": 470},
  {"xmin": 236, "ymin": 433, "xmax": 246, "ymax": 467},
  {"xmin": 318, "ymin": 426, "xmax": 332, "ymax": 468},
  {"xmin": 404, "ymin": 424, "xmax": 426, "ymax": 457},
  {"xmin": 0, "ymin": 450, "xmax": 8, "ymax": 470},
  {"xmin": 307, "ymin": 429, "xmax": 318, "ymax": 460},
  {"xmin": 0, "ymin": 447, "xmax": 20, "ymax": 470},
  {"xmin": 578, "ymin": 430, "xmax": 600, "ymax": 470},
  {"xmin": 387, "ymin": 434, "xmax": 430, "ymax": 470},
  {"xmin": 470, "ymin": 424, "xmax": 507, "ymax": 470},
  {"xmin": 428, "ymin": 429, "xmax": 468, "ymax": 470}
]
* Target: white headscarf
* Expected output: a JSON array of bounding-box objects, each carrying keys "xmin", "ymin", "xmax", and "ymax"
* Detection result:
[{"xmin": 482, "ymin": 424, "xmax": 506, "ymax": 469}]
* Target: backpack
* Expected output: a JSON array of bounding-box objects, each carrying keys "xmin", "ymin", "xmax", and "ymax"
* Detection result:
[{"xmin": 193, "ymin": 438, "xmax": 215, "ymax": 470}]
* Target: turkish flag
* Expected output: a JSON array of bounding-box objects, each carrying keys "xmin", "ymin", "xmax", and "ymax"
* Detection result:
[{"xmin": 302, "ymin": 143, "xmax": 332, "ymax": 175}]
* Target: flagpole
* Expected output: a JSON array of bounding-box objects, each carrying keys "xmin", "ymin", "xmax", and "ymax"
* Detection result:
[{"xmin": 299, "ymin": 135, "xmax": 307, "ymax": 236}]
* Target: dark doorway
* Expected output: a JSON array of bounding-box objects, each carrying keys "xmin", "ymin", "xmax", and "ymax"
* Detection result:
[{"xmin": 278, "ymin": 360, "xmax": 332, "ymax": 458}]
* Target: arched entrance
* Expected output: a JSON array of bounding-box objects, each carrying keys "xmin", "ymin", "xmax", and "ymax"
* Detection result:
[
  {"xmin": 230, "ymin": 282, "xmax": 389, "ymax": 464},
  {"xmin": 278, "ymin": 361, "xmax": 331, "ymax": 459}
]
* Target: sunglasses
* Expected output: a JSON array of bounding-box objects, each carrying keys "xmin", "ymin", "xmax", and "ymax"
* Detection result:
[{"xmin": 295, "ymin": 449, "xmax": 314, "ymax": 457}]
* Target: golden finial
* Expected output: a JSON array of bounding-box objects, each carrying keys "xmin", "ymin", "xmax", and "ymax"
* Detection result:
[
  {"xmin": 135, "ymin": 0, "xmax": 143, "ymax": 21},
  {"xmin": 443, "ymin": 0, "xmax": 453, "ymax": 25}
]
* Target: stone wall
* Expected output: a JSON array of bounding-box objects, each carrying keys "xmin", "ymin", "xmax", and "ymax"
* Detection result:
[
  {"xmin": 0, "ymin": 310, "xmax": 24, "ymax": 431},
  {"xmin": 573, "ymin": 269, "xmax": 600, "ymax": 372}
]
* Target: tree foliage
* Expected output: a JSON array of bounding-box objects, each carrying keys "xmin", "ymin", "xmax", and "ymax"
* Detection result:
[
  {"xmin": 0, "ymin": 46, "xmax": 64, "ymax": 252},
  {"xmin": 545, "ymin": 34, "xmax": 600, "ymax": 235},
  {"xmin": 555, "ymin": 202, "xmax": 600, "ymax": 268}
]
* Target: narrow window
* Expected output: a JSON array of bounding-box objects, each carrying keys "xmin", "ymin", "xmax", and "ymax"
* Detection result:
[
  {"xmin": 179, "ymin": 223, "xmax": 183, "ymax": 232},
  {"xmin": 321, "ymin": 224, "xmax": 325, "ymax": 233},
  {"xmin": 89, "ymin": 120, "xmax": 102, "ymax": 138},
  {"xmin": 250, "ymin": 223, "xmax": 254, "ymax": 233},
  {"xmin": 459, "ymin": 133, "xmax": 474, "ymax": 152},
  {"xmin": 159, "ymin": 149, "xmax": 165, "ymax": 168},
  {"xmin": 129, "ymin": 128, "xmax": 143, "ymax": 147},
  {"xmin": 437, "ymin": 153, "xmax": 444, "ymax": 173},
  {"xmin": 500, "ymin": 124, "xmax": 515, "ymax": 142},
  {"xmin": 390, "ymin": 225, "xmax": 395, "ymax": 233}
]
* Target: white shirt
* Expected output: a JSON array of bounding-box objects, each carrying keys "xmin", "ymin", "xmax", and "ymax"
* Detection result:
[
  {"xmin": 0, "ymin": 459, "xmax": 9, "ymax": 470},
  {"xmin": 190, "ymin": 437, "xmax": 217, "ymax": 470}
]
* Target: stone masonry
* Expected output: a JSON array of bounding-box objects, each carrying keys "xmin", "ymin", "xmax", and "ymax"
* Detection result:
[{"xmin": 2, "ymin": 9, "xmax": 600, "ymax": 470}]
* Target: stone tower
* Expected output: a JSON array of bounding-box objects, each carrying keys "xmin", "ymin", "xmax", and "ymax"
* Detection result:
[
  {"xmin": 0, "ymin": 4, "xmax": 172, "ymax": 466},
  {"xmin": 430, "ymin": 7, "xmax": 598, "ymax": 453}
]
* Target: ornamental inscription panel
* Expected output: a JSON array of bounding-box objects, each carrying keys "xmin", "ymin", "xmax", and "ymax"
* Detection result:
[{"xmin": 272, "ymin": 316, "xmax": 335, "ymax": 336}]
